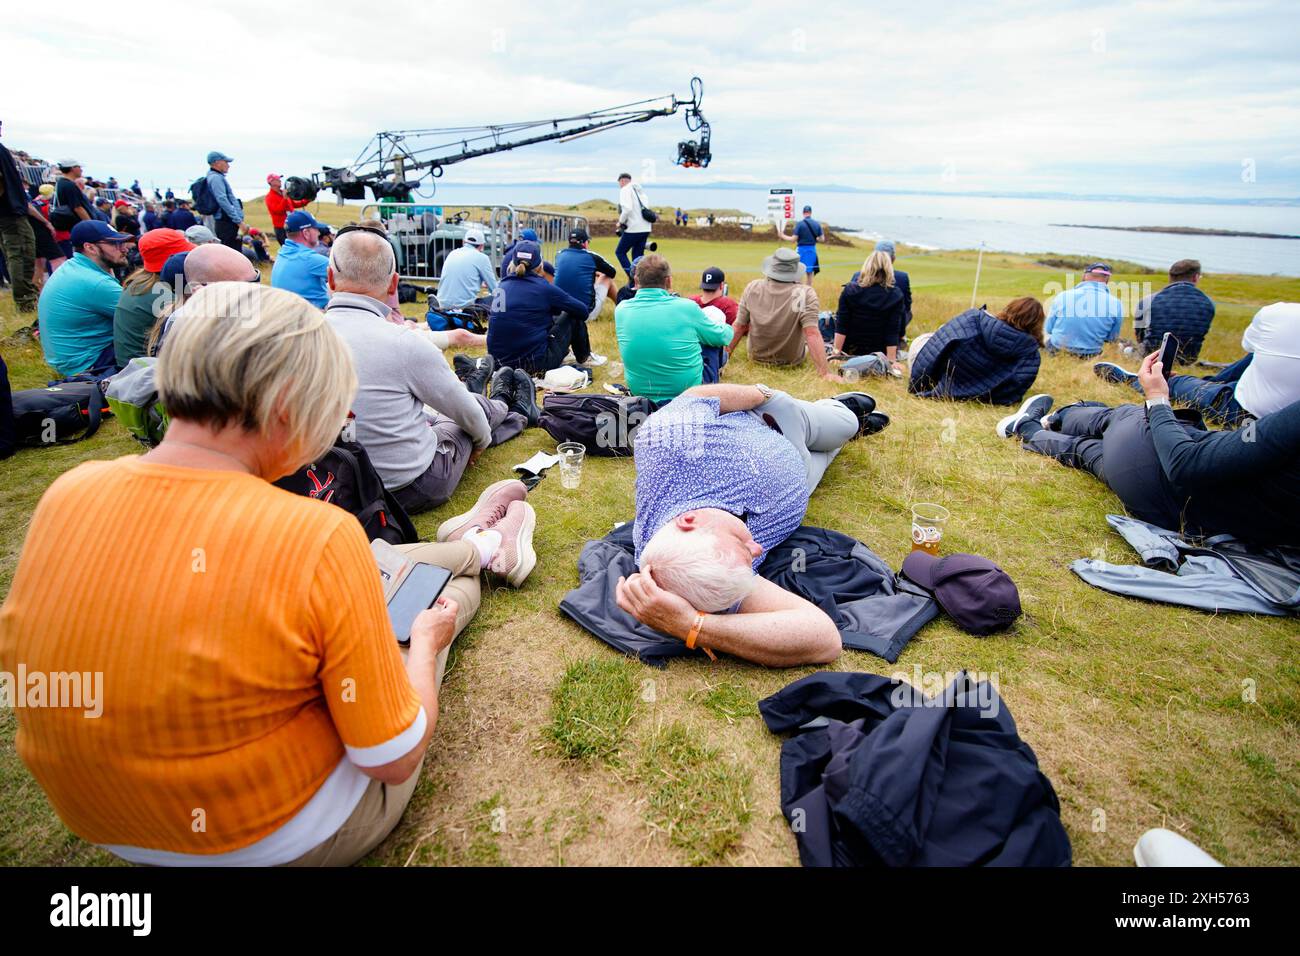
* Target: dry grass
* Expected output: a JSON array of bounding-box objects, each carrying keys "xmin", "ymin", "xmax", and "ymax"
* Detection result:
[{"xmin": 1, "ymin": 197, "xmax": 1297, "ymax": 866}]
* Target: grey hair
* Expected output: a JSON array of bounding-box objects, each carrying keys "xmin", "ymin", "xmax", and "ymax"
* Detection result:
[
  {"xmin": 330, "ymin": 229, "xmax": 396, "ymax": 293},
  {"xmin": 639, "ymin": 525, "xmax": 757, "ymax": 612}
]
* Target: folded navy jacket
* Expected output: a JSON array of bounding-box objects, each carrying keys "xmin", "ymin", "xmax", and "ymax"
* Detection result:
[
  {"xmin": 760, "ymin": 671, "xmax": 1072, "ymax": 867},
  {"xmin": 559, "ymin": 523, "xmax": 938, "ymax": 666}
]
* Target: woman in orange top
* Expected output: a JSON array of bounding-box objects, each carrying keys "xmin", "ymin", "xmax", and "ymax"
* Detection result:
[{"xmin": 0, "ymin": 284, "xmax": 481, "ymax": 866}]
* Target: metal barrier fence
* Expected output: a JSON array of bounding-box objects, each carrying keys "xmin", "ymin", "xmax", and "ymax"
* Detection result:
[
  {"xmin": 18, "ymin": 164, "xmax": 145, "ymax": 206},
  {"xmin": 361, "ymin": 202, "xmax": 589, "ymax": 287}
]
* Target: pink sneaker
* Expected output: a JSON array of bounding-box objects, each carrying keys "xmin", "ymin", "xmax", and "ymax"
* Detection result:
[
  {"xmin": 488, "ymin": 499, "xmax": 537, "ymax": 587},
  {"xmin": 435, "ymin": 478, "xmax": 528, "ymax": 543}
]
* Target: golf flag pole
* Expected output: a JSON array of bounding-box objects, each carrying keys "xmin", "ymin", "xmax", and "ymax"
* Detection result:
[{"xmin": 970, "ymin": 241, "xmax": 985, "ymax": 308}]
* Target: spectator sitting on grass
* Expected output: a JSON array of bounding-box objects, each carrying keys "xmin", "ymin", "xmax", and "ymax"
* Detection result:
[
  {"xmin": 614, "ymin": 254, "xmax": 732, "ymax": 404},
  {"xmin": 908, "ymin": 297, "xmax": 1044, "ymax": 405},
  {"xmin": 113, "ymin": 228, "xmax": 193, "ymax": 366},
  {"xmin": 37, "ymin": 220, "xmax": 131, "ymax": 377},
  {"xmin": 688, "ymin": 266, "xmax": 737, "ymax": 325},
  {"xmin": 729, "ymin": 247, "xmax": 841, "ymax": 382},
  {"xmin": 618, "ymin": 383, "xmax": 889, "ymax": 667},
  {"xmin": 832, "ymin": 250, "xmax": 906, "ymax": 373},
  {"xmin": 997, "ymin": 355, "xmax": 1300, "ymax": 546},
  {"xmin": 434, "ymin": 228, "xmax": 496, "ymax": 309},
  {"xmin": 0, "ymin": 283, "xmax": 515, "ymax": 866},
  {"xmin": 486, "ymin": 239, "xmax": 591, "ymax": 376},
  {"xmin": 1094, "ymin": 301, "xmax": 1300, "ymax": 428},
  {"xmin": 270, "ymin": 209, "xmax": 329, "ymax": 307},
  {"xmin": 1044, "ymin": 262, "xmax": 1125, "ymax": 357},
  {"xmin": 1132, "ymin": 258, "xmax": 1215, "ymax": 363},
  {"xmin": 552, "ymin": 227, "xmax": 614, "ymax": 366},
  {"xmin": 323, "ymin": 227, "xmax": 533, "ymax": 519}
]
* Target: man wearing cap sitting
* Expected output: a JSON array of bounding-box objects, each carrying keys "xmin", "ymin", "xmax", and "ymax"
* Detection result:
[
  {"xmin": 730, "ymin": 247, "xmax": 841, "ymax": 382},
  {"xmin": 554, "ymin": 227, "xmax": 617, "ymax": 366},
  {"xmin": 435, "ymin": 229, "xmax": 497, "ymax": 309},
  {"xmin": 203, "ymin": 150, "xmax": 244, "ymax": 251},
  {"xmin": 113, "ymin": 228, "xmax": 194, "ymax": 365},
  {"xmin": 37, "ymin": 220, "xmax": 131, "ymax": 376},
  {"xmin": 1044, "ymin": 262, "xmax": 1125, "ymax": 357},
  {"xmin": 270, "ymin": 210, "xmax": 330, "ymax": 308},
  {"xmin": 615, "ymin": 254, "xmax": 732, "ymax": 403},
  {"xmin": 689, "ymin": 267, "xmax": 738, "ymax": 325},
  {"xmin": 163, "ymin": 199, "xmax": 198, "ymax": 233},
  {"xmin": 264, "ymin": 173, "xmax": 309, "ymax": 246},
  {"xmin": 614, "ymin": 382, "xmax": 889, "ymax": 667}
]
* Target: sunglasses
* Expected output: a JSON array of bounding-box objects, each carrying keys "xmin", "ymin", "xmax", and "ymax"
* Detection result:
[{"xmin": 329, "ymin": 224, "xmax": 396, "ymax": 276}]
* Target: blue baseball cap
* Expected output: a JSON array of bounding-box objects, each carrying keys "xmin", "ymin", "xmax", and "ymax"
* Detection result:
[
  {"xmin": 285, "ymin": 210, "xmax": 324, "ymax": 232},
  {"xmin": 206, "ymin": 150, "xmax": 234, "ymax": 164},
  {"xmin": 160, "ymin": 251, "xmax": 189, "ymax": 289},
  {"xmin": 519, "ymin": 228, "xmax": 539, "ymax": 241},
  {"xmin": 802, "ymin": 204, "xmax": 812, "ymax": 213},
  {"xmin": 511, "ymin": 240, "xmax": 542, "ymax": 270},
  {"xmin": 874, "ymin": 240, "xmax": 896, "ymax": 256},
  {"xmin": 70, "ymin": 220, "xmax": 130, "ymax": 249}
]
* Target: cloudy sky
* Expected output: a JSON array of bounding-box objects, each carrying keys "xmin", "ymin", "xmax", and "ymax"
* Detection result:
[{"xmin": 4, "ymin": 0, "xmax": 1298, "ymax": 201}]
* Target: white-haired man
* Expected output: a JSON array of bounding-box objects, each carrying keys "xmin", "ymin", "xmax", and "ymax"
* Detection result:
[
  {"xmin": 436, "ymin": 228, "xmax": 497, "ymax": 309},
  {"xmin": 323, "ymin": 228, "xmax": 534, "ymax": 546},
  {"xmin": 617, "ymin": 383, "xmax": 889, "ymax": 667}
]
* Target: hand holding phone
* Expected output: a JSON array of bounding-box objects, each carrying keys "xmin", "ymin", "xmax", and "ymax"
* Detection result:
[
  {"xmin": 1157, "ymin": 332, "xmax": 1179, "ymax": 381},
  {"xmin": 410, "ymin": 597, "xmax": 458, "ymax": 654},
  {"xmin": 387, "ymin": 562, "xmax": 453, "ymax": 646}
]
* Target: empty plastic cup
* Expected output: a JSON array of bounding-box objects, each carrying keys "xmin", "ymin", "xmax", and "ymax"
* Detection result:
[
  {"xmin": 557, "ymin": 442, "xmax": 586, "ymax": 489},
  {"xmin": 910, "ymin": 502, "xmax": 950, "ymax": 556}
]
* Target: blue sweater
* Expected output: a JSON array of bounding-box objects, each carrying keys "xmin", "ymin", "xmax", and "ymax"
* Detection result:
[
  {"xmin": 909, "ymin": 308, "xmax": 1042, "ymax": 405},
  {"xmin": 486, "ymin": 273, "xmax": 588, "ymax": 370}
]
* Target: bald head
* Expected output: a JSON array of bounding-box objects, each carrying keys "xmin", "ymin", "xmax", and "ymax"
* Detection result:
[
  {"xmin": 186, "ymin": 243, "xmax": 258, "ymax": 285},
  {"xmin": 328, "ymin": 228, "xmax": 397, "ymax": 298}
]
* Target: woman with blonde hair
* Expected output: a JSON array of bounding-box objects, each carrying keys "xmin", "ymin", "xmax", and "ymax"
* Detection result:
[
  {"xmin": 0, "ymin": 283, "xmax": 462, "ymax": 866},
  {"xmin": 831, "ymin": 250, "xmax": 907, "ymax": 371}
]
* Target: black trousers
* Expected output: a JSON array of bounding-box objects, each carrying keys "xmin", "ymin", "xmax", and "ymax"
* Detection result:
[
  {"xmin": 214, "ymin": 216, "xmax": 241, "ymax": 250},
  {"xmin": 1021, "ymin": 401, "xmax": 1196, "ymax": 530}
]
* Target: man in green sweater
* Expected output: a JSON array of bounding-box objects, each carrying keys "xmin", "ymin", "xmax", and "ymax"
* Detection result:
[{"xmin": 614, "ymin": 254, "xmax": 733, "ymax": 403}]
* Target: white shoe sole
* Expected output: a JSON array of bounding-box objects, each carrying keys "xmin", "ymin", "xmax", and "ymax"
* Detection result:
[
  {"xmin": 435, "ymin": 478, "xmax": 523, "ymax": 543},
  {"xmin": 996, "ymin": 393, "xmax": 1052, "ymax": 438},
  {"xmin": 500, "ymin": 501, "xmax": 537, "ymax": 587}
]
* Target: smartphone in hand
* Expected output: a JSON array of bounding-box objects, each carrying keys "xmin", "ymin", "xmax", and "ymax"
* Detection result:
[
  {"xmin": 1157, "ymin": 332, "xmax": 1179, "ymax": 381},
  {"xmin": 387, "ymin": 563, "xmax": 453, "ymax": 646}
]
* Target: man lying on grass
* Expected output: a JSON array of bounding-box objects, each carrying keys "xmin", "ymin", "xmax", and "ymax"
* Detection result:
[{"xmin": 617, "ymin": 382, "xmax": 889, "ymax": 667}]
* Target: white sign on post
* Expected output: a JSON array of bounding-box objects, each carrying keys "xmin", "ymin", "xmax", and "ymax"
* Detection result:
[{"xmin": 768, "ymin": 187, "xmax": 795, "ymax": 223}]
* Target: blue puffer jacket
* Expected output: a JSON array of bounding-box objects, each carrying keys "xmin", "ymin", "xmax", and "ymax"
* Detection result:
[
  {"xmin": 909, "ymin": 308, "xmax": 1042, "ymax": 405},
  {"xmin": 1140, "ymin": 281, "xmax": 1215, "ymax": 362}
]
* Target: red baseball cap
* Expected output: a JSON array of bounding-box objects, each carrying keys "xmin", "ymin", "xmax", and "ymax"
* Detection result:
[
  {"xmin": 138, "ymin": 228, "xmax": 195, "ymax": 273},
  {"xmin": 113, "ymin": 199, "xmax": 130, "ymax": 208},
  {"xmin": 266, "ymin": 173, "xmax": 282, "ymax": 183}
]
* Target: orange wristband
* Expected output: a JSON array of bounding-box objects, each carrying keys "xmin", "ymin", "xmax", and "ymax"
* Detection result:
[{"xmin": 686, "ymin": 612, "xmax": 717, "ymax": 661}]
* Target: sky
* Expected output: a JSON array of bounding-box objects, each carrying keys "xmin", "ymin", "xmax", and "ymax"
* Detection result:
[{"xmin": 4, "ymin": 0, "xmax": 1299, "ymax": 202}]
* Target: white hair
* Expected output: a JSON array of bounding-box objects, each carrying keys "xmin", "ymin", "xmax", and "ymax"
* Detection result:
[
  {"xmin": 640, "ymin": 524, "xmax": 757, "ymax": 612},
  {"xmin": 330, "ymin": 229, "xmax": 396, "ymax": 293}
]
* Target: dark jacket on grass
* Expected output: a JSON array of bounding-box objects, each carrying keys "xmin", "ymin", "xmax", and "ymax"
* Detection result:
[
  {"xmin": 1139, "ymin": 281, "xmax": 1215, "ymax": 363},
  {"xmin": 835, "ymin": 282, "xmax": 906, "ymax": 355},
  {"xmin": 559, "ymin": 523, "xmax": 937, "ymax": 666},
  {"xmin": 759, "ymin": 671, "xmax": 1072, "ymax": 867},
  {"xmin": 909, "ymin": 308, "xmax": 1042, "ymax": 405}
]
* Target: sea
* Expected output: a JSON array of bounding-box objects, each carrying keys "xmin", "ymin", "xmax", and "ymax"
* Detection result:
[{"xmin": 304, "ymin": 183, "xmax": 1298, "ymax": 278}]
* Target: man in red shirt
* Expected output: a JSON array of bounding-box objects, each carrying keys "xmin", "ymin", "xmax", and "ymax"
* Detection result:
[
  {"xmin": 264, "ymin": 173, "xmax": 309, "ymax": 245},
  {"xmin": 689, "ymin": 266, "xmax": 738, "ymax": 324}
]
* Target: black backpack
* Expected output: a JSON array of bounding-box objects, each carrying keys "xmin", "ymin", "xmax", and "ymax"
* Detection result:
[
  {"xmin": 190, "ymin": 175, "xmax": 218, "ymax": 216},
  {"xmin": 274, "ymin": 429, "xmax": 418, "ymax": 545},
  {"xmin": 9, "ymin": 377, "xmax": 110, "ymax": 447},
  {"xmin": 537, "ymin": 393, "xmax": 655, "ymax": 457},
  {"xmin": 397, "ymin": 282, "xmax": 420, "ymax": 304},
  {"xmin": 0, "ymin": 354, "xmax": 15, "ymax": 459}
]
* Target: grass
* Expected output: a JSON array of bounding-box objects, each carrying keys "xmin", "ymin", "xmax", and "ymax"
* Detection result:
[
  {"xmin": 1, "ymin": 197, "xmax": 1298, "ymax": 866},
  {"xmin": 545, "ymin": 656, "xmax": 640, "ymax": 762}
]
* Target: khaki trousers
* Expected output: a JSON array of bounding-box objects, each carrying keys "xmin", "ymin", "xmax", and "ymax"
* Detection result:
[{"xmin": 284, "ymin": 539, "xmax": 480, "ymax": 866}]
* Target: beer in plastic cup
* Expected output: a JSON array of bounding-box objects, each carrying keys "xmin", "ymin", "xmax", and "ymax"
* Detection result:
[
  {"xmin": 910, "ymin": 502, "xmax": 949, "ymax": 556},
  {"xmin": 557, "ymin": 442, "xmax": 586, "ymax": 489}
]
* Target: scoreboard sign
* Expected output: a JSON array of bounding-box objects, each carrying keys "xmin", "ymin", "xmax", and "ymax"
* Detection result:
[{"xmin": 767, "ymin": 187, "xmax": 795, "ymax": 222}]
